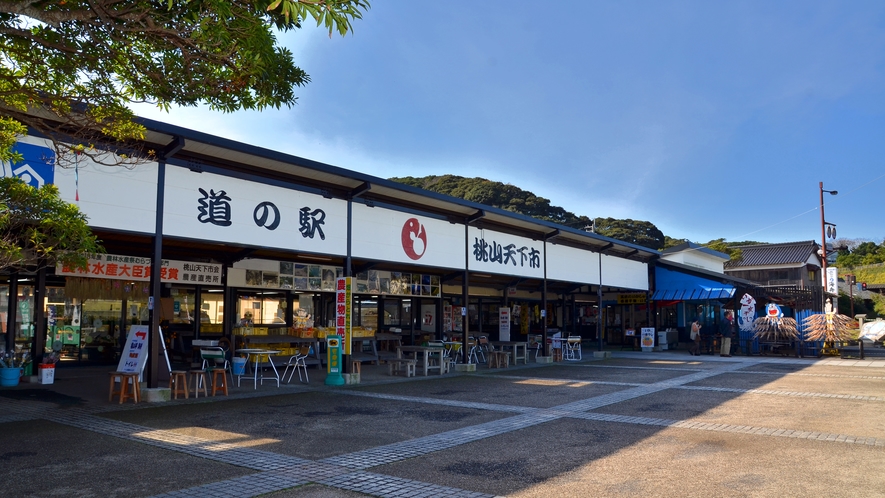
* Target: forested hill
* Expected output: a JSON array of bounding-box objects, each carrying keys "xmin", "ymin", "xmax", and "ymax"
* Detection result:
[
  {"xmin": 390, "ymin": 175, "xmax": 592, "ymax": 228},
  {"xmin": 389, "ymin": 175, "xmax": 667, "ymax": 250}
]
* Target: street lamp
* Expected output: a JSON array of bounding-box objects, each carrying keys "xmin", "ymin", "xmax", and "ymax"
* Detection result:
[{"xmin": 819, "ymin": 182, "xmax": 838, "ymax": 296}]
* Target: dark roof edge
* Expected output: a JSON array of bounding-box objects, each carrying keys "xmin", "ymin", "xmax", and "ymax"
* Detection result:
[
  {"xmin": 733, "ymin": 240, "xmax": 819, "ymax": 249},
  {"xmin": 137, "ymin": 116, "xmax": 660, "ymax": 258}
]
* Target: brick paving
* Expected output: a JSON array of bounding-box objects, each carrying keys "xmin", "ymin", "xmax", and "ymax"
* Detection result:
[{"xmin": 1, "ymin": 350, "xmax": 884, "ymax": 497}]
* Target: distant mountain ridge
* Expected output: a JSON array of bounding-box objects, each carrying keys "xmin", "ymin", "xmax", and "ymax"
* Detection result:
[{"xmin": 389, "ymin": 175, "xmax": 667, "ymax": 249}]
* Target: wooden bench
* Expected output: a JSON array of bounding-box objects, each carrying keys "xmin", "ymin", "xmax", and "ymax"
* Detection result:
[{"xmin": 387, "ymin": 358, "xmax": 417, "ymax": 377}]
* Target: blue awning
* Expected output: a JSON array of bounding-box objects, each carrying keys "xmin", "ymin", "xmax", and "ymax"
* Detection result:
[{"xmin": 651, "ymin": 267, "xmax": 736, "ymax": 301}]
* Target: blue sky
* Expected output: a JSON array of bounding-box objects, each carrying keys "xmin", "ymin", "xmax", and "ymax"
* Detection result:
[{"xmin": 132, "ymin": 1, "xmax": 885, "ymax": 247}]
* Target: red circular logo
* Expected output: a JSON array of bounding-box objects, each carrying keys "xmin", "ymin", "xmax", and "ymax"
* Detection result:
[{"xmin": 401, "ymin": 218, "xmax": 427, "ymax": 260}]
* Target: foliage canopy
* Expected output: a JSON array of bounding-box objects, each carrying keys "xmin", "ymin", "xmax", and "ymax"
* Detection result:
[
  {"xmin": 0, "ymin": 176, "xmax": 103, "ymax": 272},
  {"xmin": 0, "ymin": 0, "xmax": 369, "ymax": 166}
]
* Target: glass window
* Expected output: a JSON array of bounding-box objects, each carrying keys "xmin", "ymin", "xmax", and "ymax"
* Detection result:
[
  {"xmin": 168, "ymin": 287, "xmax": 196, "ymax": 324},
  {"xmin": 382, "ymin": 298, "xmax": 411, "ymax": 327},
  {"xmin": 16, "ymin": 285, "xmax": 35, "ymax": 345},
  {"xmin": 293, "ymin": 294, "xmax": 314, "ymax": 329},
  {"xmin": 200, "ymin": 289, "xmax": 225, "ymax": 334},
  {"xmin": 237, "ymin": 291, "xmax": 287, "ymax": 325},
  {"xmin": 357, "ymin": 297, "xmax": 378, "ymax": 329}
]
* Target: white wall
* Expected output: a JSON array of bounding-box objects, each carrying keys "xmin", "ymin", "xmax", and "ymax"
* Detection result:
[{"xmin": 351, "ymin": 203, "xmax": 464, "ymax": 269}]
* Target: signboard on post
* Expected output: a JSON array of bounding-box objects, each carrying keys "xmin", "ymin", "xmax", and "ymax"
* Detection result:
[
  {"xmin": 117, "ymin": 325, "xmax": 171, "ymax": 382},
  {"xmin": 335, "ymin": 277, "xmax": 352, "ymax": 355},
  {"xmin": 641, "ymin": 327, "xmax": 655, "ymax": 351},
  {"xmin": 499, "ymin": 307, "xmax": 511, "ymax": 341}
]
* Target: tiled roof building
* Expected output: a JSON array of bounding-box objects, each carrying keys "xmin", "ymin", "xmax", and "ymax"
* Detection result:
[{"xmin": 724, "ymin": 241, "xmax": 822, "ymax": 288}]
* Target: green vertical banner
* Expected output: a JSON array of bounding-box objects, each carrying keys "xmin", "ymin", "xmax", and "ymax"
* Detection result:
[{"xmin": 335, "ymin": 277, "xmax": 352, "ymax": 355}]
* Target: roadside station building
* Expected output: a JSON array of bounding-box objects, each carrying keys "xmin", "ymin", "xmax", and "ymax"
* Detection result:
[{"xmin": 1, "ymin": 117, "xmax": 660, "ymax": 385}]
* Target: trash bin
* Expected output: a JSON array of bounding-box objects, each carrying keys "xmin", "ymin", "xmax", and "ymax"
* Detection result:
[
  {"xmin": 232, "ymin": 356, "xmax": 247, "ymax": 376},
  {"xmin": 658, "ymin": 331, "xmax": 668, "ymax": 350},
  {"xmin": 38, "ymin": 364, "xmax": 55, "ymax": 384}
]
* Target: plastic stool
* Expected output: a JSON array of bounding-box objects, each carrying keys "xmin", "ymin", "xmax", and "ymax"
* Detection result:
[
  {"xmin": 170, "ymin": 370, "xmax": 189, "ymax": 399},
  {"xmin": 210, "ymin": 368, "xmax": 229, "ymax": 396},
  {"xmin": 189, "ymin": 370, "xmax": 208, "ymax": 398}
]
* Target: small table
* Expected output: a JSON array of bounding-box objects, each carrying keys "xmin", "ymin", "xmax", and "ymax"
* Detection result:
[
  {"xmin": 491, "ymin": 341, "xmax": 528, "ymax": 366},
  {"xmin": 398, "ymin": 345, "xmax": 446, "ymax": 376},
  {"xmin": 235, "ymin": 349, "xmax": 281, "ymax": 389}
]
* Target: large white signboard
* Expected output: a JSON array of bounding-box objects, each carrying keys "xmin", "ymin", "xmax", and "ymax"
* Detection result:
[
  {"xmin": 351, "ymin": 203, "xmax": 465, "ymax": 269},
  {"xmin": 467, "ymin": 227, "xmax": 545, "ymax": 279},
  {"xmin": 164, "ymin": 167, "xmax": 348, "ymax": 255}
]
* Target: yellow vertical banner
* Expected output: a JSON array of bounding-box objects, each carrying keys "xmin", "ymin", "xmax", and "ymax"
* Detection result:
[{"xmin": 336, "ymin": 277, "xmax": 352, "ymax": 355}]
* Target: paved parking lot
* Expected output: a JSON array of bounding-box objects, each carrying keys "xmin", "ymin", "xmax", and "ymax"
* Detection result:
[{"xmin": 1, "ymin": 351, "xmax": 883, "ymax": 497}]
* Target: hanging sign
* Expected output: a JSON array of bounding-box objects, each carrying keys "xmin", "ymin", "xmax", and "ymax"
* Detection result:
[
  {"xmin": 825, "ymin": 267, "xmax": 838, "ymax": 295},
  {"xmin": 58, "ymin": 253, "xmax": 222, "ymax": 285},
  {"xmin": 618, "ymin": 293, "xmax": 647, "ymax": 305}
]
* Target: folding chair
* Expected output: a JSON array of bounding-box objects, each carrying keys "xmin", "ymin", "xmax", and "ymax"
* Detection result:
[
  {"xmin": 200, "ymin": 347, "xmax": 233, "ymax": 387},
  {"xmin": 467, "ymin": 337, "xmax": 483, "ymax": 364},
  {"xmin": 446, "ymin": 342, "xmax": 461, "ymax": 370},
  {"xmin": 565, "ymin": 336, "xmax": 582, "ymax": 360},
  {"xmin": 282, "ymin": 345, "xmax": 311, "ymax": 384},
  {"xmin": 477, "ymin": 336, "xmax": 490, "ymax": 363}
]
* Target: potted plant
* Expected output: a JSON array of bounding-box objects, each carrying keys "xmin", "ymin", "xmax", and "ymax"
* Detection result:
[{"xmin": 0, "ymin": 350, "xmax": 32, "ymax": 387}]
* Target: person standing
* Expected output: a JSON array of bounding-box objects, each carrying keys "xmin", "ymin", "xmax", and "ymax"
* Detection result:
[
  {"xmin": 720, "ymin": 310, "xmax": 735, "ymax": 357},
  {"xmin": 689, "ymin": 319, "xmax": 702, "ymax": 356}
]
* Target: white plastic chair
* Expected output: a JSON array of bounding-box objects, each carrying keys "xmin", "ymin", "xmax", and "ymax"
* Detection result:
[
  {"xmin": 565, "ymin": 336, "xmax": 582, "ymax": 360},
  {"xmin": 467, "ymin": 337, "xmax": 483, "ymax": 364},
  {"xmin": 282, "ymin": 345, "xmax": 311, "ymax": 384}
]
